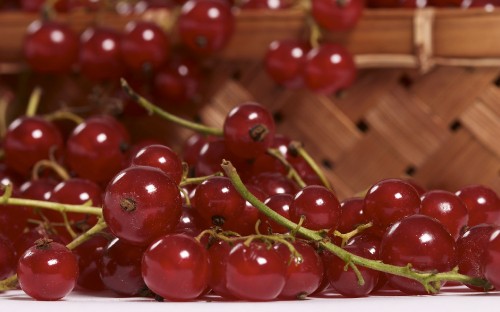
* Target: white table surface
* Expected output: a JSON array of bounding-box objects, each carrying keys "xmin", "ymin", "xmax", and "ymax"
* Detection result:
[{"xmin": 1, "ymin": 286, "xmax": 498, "ymax": 312}]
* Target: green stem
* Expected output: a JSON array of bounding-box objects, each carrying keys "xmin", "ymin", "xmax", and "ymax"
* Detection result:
[
  {"xmin": 221, "ymin": 160, "xmax": 491, "ymax": 294},
  {"xmin": 25, "ymin": 87, "xmax": 42, "ymax": 117},
  {"xmin": 334, "ymin": 222, "xmax": 373, "ymax": 247},
  {"xmin": 0, "ymin": 184, "xmax": 102, "ymax": 217},
  {"xmin": 267, "ymin": 148, "xmax": 307, "ymax": 188},
  {"xmin": 180, "ymin": 172, "xmax": 224, "ymax": 187},
  {"xmin": 0, "ymin": 274, "xmax": 18, "ymax": 291},
  {"xmin": 43, "ymin": 110, "xmax": 85, "ymax": 125},
  {"xmin": 289, "ymin": 141, "xmax": 332, "ymax": 190},
  {"xmin": 120, "ymin": 79, "xmax": 223, "ymax": 137}
]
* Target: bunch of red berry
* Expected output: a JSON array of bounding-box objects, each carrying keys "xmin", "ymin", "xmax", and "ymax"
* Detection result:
[{"xmin": 0, "ymin": 82, "xmax": 499, "ymax": 302}]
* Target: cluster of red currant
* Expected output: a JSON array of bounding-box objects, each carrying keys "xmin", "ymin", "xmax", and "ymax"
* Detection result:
[
  {"xmin": 0, "ymin": 82, "xmax": 499, "ymax": 302},
  {"xmin": 367, "ymin": 0, "xmax": 499, "ymax": 8}
]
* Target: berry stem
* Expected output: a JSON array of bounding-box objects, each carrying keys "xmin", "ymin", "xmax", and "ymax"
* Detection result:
[
  {"xmin": 180, "ymin": 172, "xmax": 224, "ymax": 187},
  {"xmin": 221, "ymin": 160, "xmax": 491, "ymax": 293},
  {"xmin": 25, "ymin": 87, "xmax": 42, "ymax": 117},
  {"xmin": 31, "ymin": 159, "xmax": 70, "ymax": 181},
  {"xmin": 333, "ymin": 222, "xmax": 373, "ymax": 247},
  {"xmin": 43, "ymin": 110, "xmax": 85, "ymax": 125},
  {"xmin": 120, "ymin": 78, "xmax": 223, "ymax": 137},
  {"xmin": 289, "ymin": 141, "xmax": 332, "ymax": 190},
  {"xmin": 0, "ymin": 184, "xmax": 103, "ymax": 217},
  {"xmin": 267, "ymin": 148, "xmax": 307, "ymax": 188},
  {"xmin": 0, "ymin": 93, "xmax": 10, "ymax": 140},
  {"xmin": 0, "ymin": 274, "xmax": 18, "ymax": 291}
]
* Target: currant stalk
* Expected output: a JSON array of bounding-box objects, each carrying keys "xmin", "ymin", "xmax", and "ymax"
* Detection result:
[
  {"xmin": 0, "ymin": 184, "xmax": 103, "ymax": 217},
  {"xmin": 221, "ymin": 160, "xmax": 491, "ymax": 293},
  {"xmin": 120, "ymin": 78, "xmax": 223, "ymax": 137},
  {"xmin": 266, "ymin": 148, "xmax": 307, "ymax": 188},
  {"xmin": 288, "ymin": 141, "xmax": 332, "ymax": 190}
]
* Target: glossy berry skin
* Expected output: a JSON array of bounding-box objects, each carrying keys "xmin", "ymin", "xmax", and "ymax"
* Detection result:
[
  {"xmin": 456, "ymin": 185, "xmax": 500, "ymax": 227},
  {"xmin": 4, "ymin": 116, "xmax": 64, "ymax": 177},
  {"xmin": 192, "ymin": 176, "xmax": 245, "ymax": 226},
  {"xmin": 323, "ymin": 244, "xmax": 379, "ymax": 297},
  {"xmin": 79, "ymin": 27, "xmax": 124, "ymax": 81},
  {"xmin": 264, "ymin": 40, "xmax": 310, "ymax": 89},
  {"xmin": 65, "ymin": 116, "xmax": 130, "ymax": 184},
  {"xmin": 142, "ymin": 233, "xmax": 210, "ymax": 301},
  {"xmin": 153, "ymin": 55, "xmax": 201, "ymax": 105},
  {"xmin": 311, "ymin": 0, "xmax": 364, "ymax": 32},
  {"xmin": 456, "ymin": 224, "xmax": 497, "ymax": 291},
  {"xmin": 130, "ymin": 144, "xmax": 183, "ymax": 185},
  {"xmin": 0, "ymin": 166, "xmax": 29, "ymax": 241},
  {"xmin": 207, "ymin": 239, "xmax": 234, "ymax": 298},
  {"xmin": 121, "ymin": 21, "xmax": 169, "ymax": 73},
  {"xmin": 0, "ymin": 237, "xmax": 15, "ymax": 280},
  {"xmin": 19, "ymin": 178, "xmax": 57, "ymax": 222},
  {"xmin": 380, "ymin": 214, "xmax": 457, "ymax": 295},
  {"xmin": 46, "ymin": 178, "xmax": 103, "ymax": 233},
  {"xmin": 182, "ymin": 133, "xmax": 214, "ymax": 169},
  {"xmin": 260, "ymin": 193, "xmax": 293, "ymax": 234},
  {"xmin": 420, "ymin": 190, "xmax": 468, "ymax": 240},
  {"xmin": 103, "ymin": 166, "xmax": 182, "ymax": 246},
  {"xmin": 223, "ymin": 185, "xmax": 267, "ymax": 235},
  {"xmin": 338, "ymin": 197, "xmax": 369, "ymax": 233},
  {"xmin": 73, "ymin": 234, "xmax": 108, "ymax": 291},
  {"xmin": 24, "ymin": 21, "xmax": 79, "ymax": 73},
  {"xmin": 274, "ymin": 240, "xmax": 324, "ymax": 299},
  {"xmin": 290, "ymin": 185, "xmax": 341, "ymax": 231},
  {"xmin": 13, "ymin": 226, "xmax": 68, "ymax": 261},
  {"xmin": 225, "ymin": 241, "xmax": 287, "ymax": 301},
  {"xmin": 364, "ymin": 178, "xmax": 421, "ymax": 231},
  {"xmin": 98, "ymin": 238, "xmax": 147, "ymax": 296},
  {"xmin": 240, "ymin": 0, "xmax": 293, "ymax": 8},
  {"xmin": 178, "ymin": 0, "xmax": 235, "ymax": 55},
  {"xmin": 302, "ymin": 43, "xmax": 356, "ymax": 95},
  {"xmin": 17, "ymin": 241, "xmax": 79, "ymax": 301},
  {"xmin": 248, "ymin": 172, "xmax": 299, "ymax": 196},
  {"xmin": 483, "ymin": 228, "xmax": 500, "ymax": 290},
  {"xmin": 223, "ymin": 102, "xmax": 276, "ymax": 160}
]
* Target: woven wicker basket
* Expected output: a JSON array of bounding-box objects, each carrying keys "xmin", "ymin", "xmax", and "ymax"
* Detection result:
[{"xmin": 1, "ymin": 8, "xmax": 500, "ymax": 200}]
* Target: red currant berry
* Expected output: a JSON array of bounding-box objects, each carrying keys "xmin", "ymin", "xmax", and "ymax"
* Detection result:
[
  {"xmin": 4, "ymin": 116, "xmax": 63, "ymax": 177},
  {"xmin": 420, "ymin": 190, "xmax": 468, "ymax": 240},
  {"xmin": 130, "ymin": 144, "xmax": 183, "ymax": 185},
  {"xmin": 24, "ymin": 21, "xmax": 79, "ymax": 73},
  {"xmin": 248, "ymin": 172, "xmax": 299, "ymax": 196},
  {"xmin": 17, "ymin": 239, "xmax": 79, "ymax": 301},
  {"xmin": 289, "ymin": 185, "xmax": 341, "ymax": 231},
  {"xmin": 380, "ymin": 214, "xmax": 457, "ymax": 295},
  {"xmin": 121, "ymin": 21, "xmax": 170, "ymax": 73},
  {"xmin": 103, "ymin": 166, "xmax": 182, "ymax": 246},
  {"xmin": 225, "ymin": 241, "xmax": 287, "ymax": 301},
  {"xmin": 302, "ymin": 43, "xmax": 356, "ymax": 95},
  {"xmin": 98, "ymin": 237, "xmax": 147, "ymax": 296},
  {"xmin": 483, "ymin": 228, "xmax": 500, "ymax": 290},
  {"xmin": 142, "ymin": 233, "xmax": 209, "ymax": 301},
  {"xmin": 264, "ymin": 40, "xmax": 310, "ymax": 89},
  {"xmin": 73, "ymin": 234, "xmax": 108, "ymax": 291},
  {"xmin": 456, "ymin": 185, "xmax": 500, "ymax": 227},
  {"xmin": 178, "ymin": 0, "xmax": 235, "ymax": 55},
  {"xmin": 223, "ymin": 102, "xmax": 276, "ymax": 159},
  {"xmin": 79, "ymin": 27, "xmax": 125, "ymax": 81},
  {"xmin": 207, "ymin": 239, "xmax": 234, "ymax": 298},
  {"xmin": 0, "ymin": 237, "xmax": 15, "ymax": 280},
  {"xmin": 260, "ymin": 193, "xmax": 293, "ymax": 234},
  {"xmin": 223, "ymin": 185, "xmax": 267, "ymax": 235},
  {"xmin": 338, "ymin": 197, "xmax": 370, "ymax": 233},
  {"xmin": 311, "ymin": 0, "xmax": 364, "ymax": 32},
  {"xmin": 192, "ymin": 176, "xmax": 245, "ymax": 226},
  {"xmin": 364, "ymin": 178, "xmax": 421, "ymax": 231}
]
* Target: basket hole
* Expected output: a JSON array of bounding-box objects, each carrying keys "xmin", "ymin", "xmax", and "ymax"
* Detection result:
[
  {"xmin": 273, "ymin": 111, "xmax": 285, "ymax": 124},
  {"xmin": 231, "ymin": 69, "xmax": 242, "ymax": 81},
  {"xmin": 398, "ymin": 73, "xmax": 414, "ymax": 88},
  {"xmin": 493, "ymin": 75, "xmax": 500, "ymax": 87},
  {"xmin": 449, "ymin": 120, "xmax": 462, "ymax": 132},
  {"xmin": 321, "ymin": 159, "xmax": 334, "ymax": 170},
  {"xmin": 356, "ymin": 119, "xmax": 369, "ymax": 133},
  {"xmin": 405, "ymin": 165, "xmax": 417, "ymax": 177}
]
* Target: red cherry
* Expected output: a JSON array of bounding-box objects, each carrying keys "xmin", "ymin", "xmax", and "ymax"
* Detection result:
[
  {"xmin": 302, "ymin": 43, "xmax": 356, "ymax": 95},
  {"xmin": 103, "ymin": 166, "xmax": 182, "ymax": 246},
  {"xmin": 24, "ymin": 21, "xmax": 79, "ymax": 74},
  {"xmin": 17, "ymin": 240, "xmax": 79, "ymax": 301}
]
